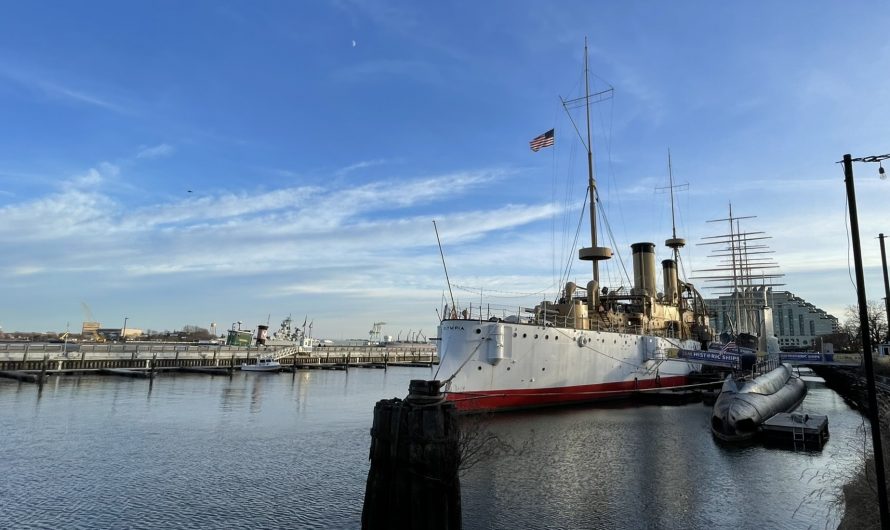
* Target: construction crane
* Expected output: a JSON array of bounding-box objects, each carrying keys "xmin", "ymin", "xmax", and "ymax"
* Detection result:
[
  {"xmin": 80, "ymin": 302, "xmax": 105, "ymax": 342},
  {"xmin": 369, "ymin": 322, "xmax": 386, "ymax": 344}
]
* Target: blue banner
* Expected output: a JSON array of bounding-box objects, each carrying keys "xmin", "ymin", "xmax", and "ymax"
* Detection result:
[
  {"xmin": 780, "ymin": 352, "xmax": 831, "ymax": 362},
  {"xmin": 678, "ymin": 349, "xmax": 741, "ymax": 367}
]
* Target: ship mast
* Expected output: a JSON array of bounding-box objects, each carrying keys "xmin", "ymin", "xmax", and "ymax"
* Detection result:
[
  {"xmin": 694, "ymin": 205, "xmax": 785, "ymax": 337},
  {"xmin": 663, "ymin": 150, "xmax": 687, "ymax": 266},
  {"xmin": 576, "ymin": 39, "xmax": 613, "ymax": 286},
  {"xmin": 584, "ymin": 42, "xmax": 598, "ymax": 282}
]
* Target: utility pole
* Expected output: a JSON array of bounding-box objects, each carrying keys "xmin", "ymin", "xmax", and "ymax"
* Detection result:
[
  {"xmin": 842, "ymin": 153, "xmax": 889, "ymax": 527},
  {"xmin": 880, "ymin": 233, "xmax": 890, "ymax": 344}
]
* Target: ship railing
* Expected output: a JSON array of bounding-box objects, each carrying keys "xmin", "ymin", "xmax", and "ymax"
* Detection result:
[
  {"xmin": 443, "ymin": 302, "xmax": 536, "ymax": 325},
  {"xmin": 441, "ymin": 303, "xmax": 693, "ymax": 340},
  {"xmin": 752, "ymin": 356, "xmax": 781, "ymax": 376}
]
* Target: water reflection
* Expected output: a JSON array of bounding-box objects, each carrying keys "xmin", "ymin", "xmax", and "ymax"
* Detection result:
[
  {"xmin": 0, "ymin": 369, "xmax": 864, "ymax": 529},
  {"xmin": 460, "ymin": 378, "xmax": 858, "ymax": 529}
]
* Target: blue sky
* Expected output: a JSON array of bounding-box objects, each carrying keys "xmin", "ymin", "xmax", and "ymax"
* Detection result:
[{"xmin": 1, "ymin": 1, "xmax": 889, "ymax": 339}]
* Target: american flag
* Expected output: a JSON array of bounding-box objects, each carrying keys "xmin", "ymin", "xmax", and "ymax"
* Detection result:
[
  {"xmin": 720, "ymin": 341, "xmax": 737, "ymax": 353},
  {"xmin": 529, "ymin": 129, "xmax": 555, "ymax": 152}
]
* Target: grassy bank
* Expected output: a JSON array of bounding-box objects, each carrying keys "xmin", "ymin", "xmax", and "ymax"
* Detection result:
[{"xmin": 836, "ymin": 357, "xmax": 890, "ymax": 528}]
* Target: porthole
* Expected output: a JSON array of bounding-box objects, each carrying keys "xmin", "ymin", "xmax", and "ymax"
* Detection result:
[
  {"xmin": 535, "ymin": 334, "xmax": 539, "ymax": 339},
  {"xmin": 513, "ymin": 332, "xmax": 517, "ymax": 337},
  {"xmin": 507, "ymin": 367, "xmax": 511, "ymax": 371},
  {"xmin": 555, "ymin": 336, "xmax": 559, "ymax": 341},
  {"xmin": 475, "ymin": 328, "xmax": 482, "ymax": 334},
  {"xmin": 523, "ymin": 333, "xmax": 527, "ymax": 338},
  {"xmin": 542, "ymin": 367, "xmax": 546, "ymax": 371},
  {"xmin": 545, "ymin": 335, "xmax": 549, "ymax": 340},
  {"xmin": 477, "ymin": 366, "xmax": 482, "ymax": 370}
]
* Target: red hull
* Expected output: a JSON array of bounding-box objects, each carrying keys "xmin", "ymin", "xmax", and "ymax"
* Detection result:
[{"xmin": 446, "ymin": 375, "xmax": 689, "ymax": 412}]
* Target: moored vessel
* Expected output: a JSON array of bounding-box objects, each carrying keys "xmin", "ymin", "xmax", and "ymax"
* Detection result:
[
  {"xmin": 241, "ymin": 357, "xmax": 282, "ymax": 372},
  {"xmin": 435, "ymin": 42, "xmax": 711, "ymax": 413},
  {"xmin": 710, "ymin": 362, "xmax": 807, "ymax": 442}
]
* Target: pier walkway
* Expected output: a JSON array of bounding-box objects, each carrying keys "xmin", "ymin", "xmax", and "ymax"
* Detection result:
[{"xmin": 0, "ymin": 341, "xmax": 438, "ymax": 382}]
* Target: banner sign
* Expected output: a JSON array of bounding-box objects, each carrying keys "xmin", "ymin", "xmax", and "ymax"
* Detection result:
[{"xmin": 678, "ymin": 349, "xmax": 741, "ymax": 367}]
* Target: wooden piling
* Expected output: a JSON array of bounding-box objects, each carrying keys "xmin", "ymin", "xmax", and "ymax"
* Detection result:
[
  {"xmin": 150, "ymin": 354, "xmax": 157, "ymax": 380},
  {"xmin": 229, "ymin": 354, "xmax": 235, "ymax": 378},
  {"xmin": 361, "ymin": 379, "xmax": 461, "ymax": 530},
  {"xmin": 38, "ymin": 354, "xmax": 47, "ymax": 390}
]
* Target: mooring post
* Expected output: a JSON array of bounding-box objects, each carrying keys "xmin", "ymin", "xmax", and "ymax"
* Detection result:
[
  {"xmin": 229, "ymin": 354, "xmax": 235, "ymax": 378},
  {"xmin": 150, "ymin": 353, "xmax": 157, "ymax": 380},
  {"xmin": 361, "ymin": 379, "xmax": 461, "ymax": 530},
  {"xmin": 345, "ymin": 351, "xmax": 350, "ymax": 371},
  {"xmin": 38, "ymin": 354, "xmax": 48, "ymax": 390},
  {"xmin": 384, "ymin": 350, "xmax": 388, "ymax": 371}
]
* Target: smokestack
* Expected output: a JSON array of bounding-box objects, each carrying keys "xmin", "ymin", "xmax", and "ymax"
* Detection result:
[
  {"xmin": 662, "ymin": 259, "xmax": 678, "ymax": 304},
  {"xmin": 631, "ymin": 243, "xmax": 657, "ymax": 297}
]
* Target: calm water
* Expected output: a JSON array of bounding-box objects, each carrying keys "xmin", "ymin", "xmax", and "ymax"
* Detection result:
[{"xmin": 0, "ymin": 368, "xmax": 866, "ymax": 529}]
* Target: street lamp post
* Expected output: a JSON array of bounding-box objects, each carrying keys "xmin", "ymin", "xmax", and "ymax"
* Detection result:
[
  {"xmin": 842, "ymin": 153, "xmax": 889, "ymax": 527},
  {"xmin": 122, "ymin": 317, "xmax": 129, "ymax": 342}
]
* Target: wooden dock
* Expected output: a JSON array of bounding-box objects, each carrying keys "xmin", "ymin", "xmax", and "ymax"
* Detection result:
[
  {"xmin": 0, "ymin": 370, "xmax": 40, "ymax": 383},
  {"xmin": 176, "ymin": 366, "xmax": 230, "ymax": 376},
  {"xmin": 99, "ymin": 368, "xmax": 152, "ymax": 379},
  {"xmin": 762, "ymin": 412, "xmax": 829, "ymax": 449},
  {"xmin": 634, "ymin": 389, "xmax": 703, "ymax": 405},
  {"xmin": 0, "ymin": 347, "xmax": 437, "ymax": 384}
]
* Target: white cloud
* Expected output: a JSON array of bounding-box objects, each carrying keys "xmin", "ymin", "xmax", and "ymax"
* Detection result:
[
  {"xmin": 335, "ymin": 158, "xmax": 388, "ymax": 176},
  {"xmin": 136, "ymin": 143, "xmax": 175, "ymax": 159},
  {"xmin": 65, "ymin": 162, "xmax": 119, "ymax": 190},
  {"xmin": 0, "ymin": 63, "xmax": 131, "ymax": 114}
]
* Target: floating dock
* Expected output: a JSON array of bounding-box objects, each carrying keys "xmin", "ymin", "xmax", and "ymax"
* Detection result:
[
  {"xmin": 762, "ymin": 412, "xmax": 829, "ymax": 449},
  {"xmin": 0, "ymin": 370, "xmax": 40, "ymax": 383},
  {"xmin": 99, "ymin": 368, "xmax": 152, "ymax": 379}
]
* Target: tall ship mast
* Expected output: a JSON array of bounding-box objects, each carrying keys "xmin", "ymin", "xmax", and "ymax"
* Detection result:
[
  {"xmin": 693, "ymin": 206, "xmax": 784, "ymax": 354},
  {"xmin": 434, "ymin": 42, "xmax": 712, "ymax": 412}
]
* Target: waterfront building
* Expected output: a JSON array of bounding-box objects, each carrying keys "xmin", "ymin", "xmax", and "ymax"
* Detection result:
[{"xmin": 705, "ymin": 288, "xmax": 839, "ymax": 350}]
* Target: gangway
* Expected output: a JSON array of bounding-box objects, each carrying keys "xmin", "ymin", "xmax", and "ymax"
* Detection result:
[{"xmin": 270, "ymin": 344, "xmax": 313, "ymax": 360}]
